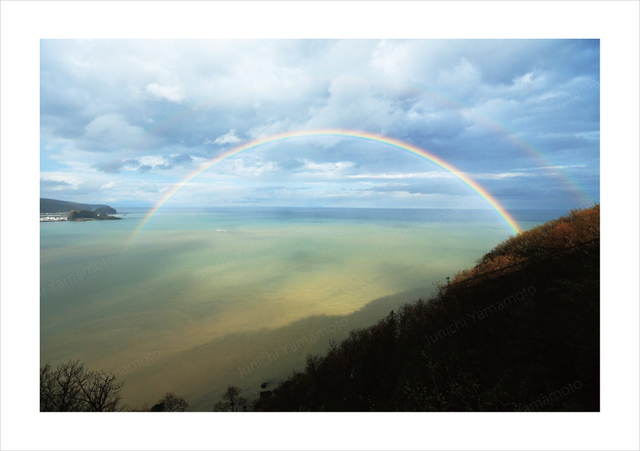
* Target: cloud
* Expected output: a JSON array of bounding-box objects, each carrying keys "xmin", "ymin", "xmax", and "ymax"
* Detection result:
[
  {"xmin": 93, "ymin": 158, "xmax": 142, "ymax": 173},
  {"xmin": 303, "ymin": 74, "xmax": 400, "ymax": 131},
  {"xmin": 219, "ymin": 158, "xmax": 277, "ymax": 177},
  {"xmin": 349, "ymin": 172, "xmax": 452, "ymax": 180},
  {"xmin": 517, "ymin": 164, "xmax": 587, "ymax": 171},
  {"xmin": 209, "ymin": 129, "xmax": 242, "ymax": 146},
  {"xmin": 123, "ymin": 159, "xmax": 141, "ymax": 168},
  {"xmin": 170, "ymin": 153, "xmax": 193, "ymax": 165},
  {"xmin": 39, "ymin": 40, "xmax": 600, "ymax": 210},
  {"xmin": 277, "ymin": 158, "xmax": 305, "ymax": 170},
  {"xmin": 145, "ymin": 83, "xmax": 185, "ymax": 103},
  {"xmin": 80, "ymin": 114, "xmax": 144, "ymax": 152},
  {"xmin": 154, "ymin": 153, "xmax": 194, "ymax": 170},
  {"xmin": 302, "ymin": 160, "xmax": 356, "ymax": 173},
  {"xmin": 40, "ymin": 178, "xmax": 72, "ymax": 189},
  {"xmin": 473, "ymin": 172, "xmax": 534, "ymax": 180},
  {"xmin": 365, "ymin": 184, "xmax": 443, "ymax": 195},
  {"xmin": 93, "ymin": 159, "xmax": 126, "ymax": 173}
]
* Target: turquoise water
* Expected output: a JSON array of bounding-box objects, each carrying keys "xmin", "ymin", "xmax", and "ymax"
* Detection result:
[{"xmin": 40, "ymin": 207, "xmax": 560, "ymax": 410}]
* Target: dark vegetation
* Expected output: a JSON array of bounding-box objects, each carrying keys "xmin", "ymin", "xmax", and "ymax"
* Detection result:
[
  {"xmin": 256, "ymin": 204, "xmax": 600, "ymax": 412},
  {"xmin": 67, "ymin": 209, "xmax": 121, "ymax": 220},
  {"xmin": 40, "ymin": 197, "xmax": 116, "ymax": 214},
  {"xmin": 40, "ymin": 360, "xmax": 125, "ymax": 412},
  {"xmin": 94, "ymin": 206, "xmax": 117, "ymax": 214},
  {"xmin": 214, "ymin": 386, "xmax": 250, "ymax": 412},
  {"xmin": 133, "ymin": 392, "xmax": 189, "ymax": 412},
  {"xmin": 40, "ymin": 360, "xmax": 187, "ymax": 412}
]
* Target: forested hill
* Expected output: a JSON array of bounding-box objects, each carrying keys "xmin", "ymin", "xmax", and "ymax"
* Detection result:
[
  {"xmin": 258, "ymin": 204, "xmax": 600, "ymax": 412},
  {"xmin": 40, "ymin": 198, "xmax": 116, "ymax": 214}
]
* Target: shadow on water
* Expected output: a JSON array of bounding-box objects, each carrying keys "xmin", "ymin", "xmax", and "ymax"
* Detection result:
[{"xmin": 119, "ymin": 287, "xmax": 431, "ymax": 411}]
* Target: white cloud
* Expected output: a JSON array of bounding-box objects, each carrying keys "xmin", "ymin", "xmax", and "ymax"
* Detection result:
[
  {"xmin": 351, "ymin": 171, "xmax": 535, "ymax": 181},
  {"xmin": 303, "ymin": 74, "xmax": 399, "ymax": 131},
  {"xmin": 246, "ymin": 120, "xmax": 292, "ymax": 140},
  {"xmin": 513, "ymin": 164, "xmax": 587, "ymax": 171},
  {"xmin": 138, "ymin": 155, "xmax": 166, "ymax": 167},
  {"xmin": 211, "ymin": 158, "xmax": 277, "ymax": 178},
  {"xmin": 349, "ymin": 172, "xmax": 453, "ymax": 179},
  {"xmin": 145, "ymin": 83, "xmax": 185, "ymax": 103},
  {"xmin": 473, "ymin": 172, "xmax": 534, "ymax": 180},
  {"xmin": 302, "ymin": 160, "xmax": 356, "ymax": 172},
  {"xmin": 209, "ymin": 129, "xmax": 242, "ymax": 145},
  {"xmin": 370, "ymin": 40, "xmax": 413, "ymax": 78},
  {"xmin": 100, "ymin": 181, "xmax": 120, "ymax": 190}
]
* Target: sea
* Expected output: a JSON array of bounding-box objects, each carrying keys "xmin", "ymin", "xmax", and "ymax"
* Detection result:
[{"xmin": 40, "ymin": 206, "xmax": 565, "ymax": 411}]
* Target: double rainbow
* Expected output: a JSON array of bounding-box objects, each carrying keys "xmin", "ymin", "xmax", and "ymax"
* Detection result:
[
  {"xmin": 127, "ymin": 129, "xmax": 521, "ymax": 246},
  {"xmin": 136, "ymin": 76, "xmax": 595, "ymax": 206}
]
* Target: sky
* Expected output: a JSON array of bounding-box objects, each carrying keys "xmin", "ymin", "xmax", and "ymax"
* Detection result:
[{"xmin": 40, "ymin": 39, "xmax": 600, "ymax": 210}]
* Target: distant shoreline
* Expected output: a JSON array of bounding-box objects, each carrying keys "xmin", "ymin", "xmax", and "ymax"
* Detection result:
[{"xmin": 40, "ymin": 213, "xmax": 126, "ymax": 222}]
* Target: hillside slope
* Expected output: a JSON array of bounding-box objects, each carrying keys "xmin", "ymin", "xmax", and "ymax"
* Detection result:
[
  {"xmin": 40, "ymin": 198, "xmax": 116, "ymax": 214},
  {"xmin": 258, "ymin": 205, "xmax": 600, "ymax": 412}
]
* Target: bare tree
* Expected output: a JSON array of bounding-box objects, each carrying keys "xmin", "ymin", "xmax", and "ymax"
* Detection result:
[
  {"xmin": 150, "ymin": 392, "xmax": 189, "ymax": 412},
  {"xmin": 213, "ymin": 385, "xmax": 248, "ymax": 412},
  {"xmin": 40, "ymin": 360, "xmax": 124, "ymax": 412},
  {"xmin": 41, "ymin": 360, "xmax": 87, "ymax": 411},
  {"xmin": 80, "ymin": 370, "xmax": 125, "ymax": 412},
  {"xmin": 40, "ymin": 363, "xmax": 58, "ymax": 411}
]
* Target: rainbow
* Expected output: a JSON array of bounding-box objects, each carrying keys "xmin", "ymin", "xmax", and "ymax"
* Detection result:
[
  {"xmin": 135, "ymin": 76, "xmax": 594, "ymax": 206},
  {"xmin": 127, "ymin": 129, "xmax": 521, "ymax": 246}
]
